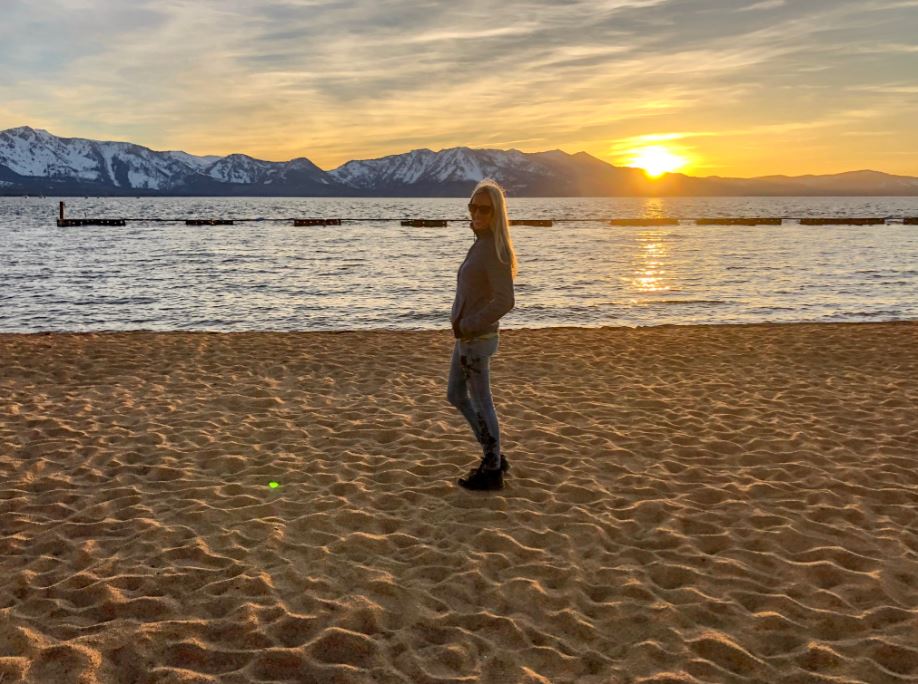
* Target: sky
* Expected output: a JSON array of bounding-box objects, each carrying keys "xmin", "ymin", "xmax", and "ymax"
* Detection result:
[{"xmin": 1, "ymin": 0, "xmax": 916, "ymax": 177}]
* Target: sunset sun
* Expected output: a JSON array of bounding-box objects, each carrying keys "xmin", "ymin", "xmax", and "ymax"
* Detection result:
[{"xmin": 628, "ymin": 146, "xmax": 688, "ymax": 178}]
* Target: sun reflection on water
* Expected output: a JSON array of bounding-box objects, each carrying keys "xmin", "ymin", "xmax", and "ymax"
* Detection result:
[
  {"xmin": 641, "ymin": 197, "xmax": 666, "ymax": 217},
  {"xmin": 631, "ymin": 231, "xmax": 672, "ymax": 294}
]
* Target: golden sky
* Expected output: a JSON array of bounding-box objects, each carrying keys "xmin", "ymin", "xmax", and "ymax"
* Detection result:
[{"xmin": 1, "ymin": 0, "xmax": 916, "ymax": 177}]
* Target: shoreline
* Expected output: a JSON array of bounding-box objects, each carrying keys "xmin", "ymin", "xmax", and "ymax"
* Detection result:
[
  {"xmin": 3, "ymin": 317, "xmax": 917, "ymax": 337},
  {"xmin": 2, "ymin": 321, "xmax": 916, "ymax": 682}
]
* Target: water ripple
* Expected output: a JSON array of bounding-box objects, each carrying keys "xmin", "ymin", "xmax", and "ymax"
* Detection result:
[{"xmin": 1, "ymin": 196, "xmax": 917, "ymax": 331}]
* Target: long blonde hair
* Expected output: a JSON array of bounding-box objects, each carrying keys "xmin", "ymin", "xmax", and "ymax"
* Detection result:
[{"xmin": 471, "ymin": 178, "xmax": 518, "ymax": 279}]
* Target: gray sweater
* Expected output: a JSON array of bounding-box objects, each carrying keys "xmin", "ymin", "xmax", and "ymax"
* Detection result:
[{"xmin": 450, "ymin": 228, "xmax": 515, "ymax": 338}]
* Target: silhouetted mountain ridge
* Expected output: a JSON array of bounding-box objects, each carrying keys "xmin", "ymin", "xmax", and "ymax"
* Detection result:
[{"xmin": 2, "ymin": 126, "xmax": 916, "ymax": 196}]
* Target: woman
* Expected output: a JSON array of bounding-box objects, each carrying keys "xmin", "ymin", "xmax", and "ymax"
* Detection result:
[{"xmin": 448, "ymin": 178, "xmax": 518, "ymax": 491}]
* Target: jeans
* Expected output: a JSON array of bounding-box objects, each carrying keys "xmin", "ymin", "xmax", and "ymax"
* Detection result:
[{"xmin": 447, "ymin": 334, "xmax": 501, "ymax": 466}]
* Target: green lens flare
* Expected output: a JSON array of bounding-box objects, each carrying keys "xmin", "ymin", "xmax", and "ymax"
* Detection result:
[{"xmin": 269, "ymin": 481, "xmax": 279, "ymax": 488}]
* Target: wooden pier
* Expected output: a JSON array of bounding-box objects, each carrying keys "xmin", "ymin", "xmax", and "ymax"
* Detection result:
[
  {"xmin": 799, "ymin": 218, "xmax": 885, "ymax": 226},
  {"xmin": 510, "ymin": 219, "xmax": 553, "ymax": 227},
  {"xmin": 56, "ymin": 201, "xmax": 125, "ymax": 226},
  {"xmin": 696, "ymin": 218, "xmax": 783, "ymax": 226},
  {"xmin": 400, "ymin": 219, "xmax": 448, "ymax": 227},
  {"xmin": 56, "ymin": 218, "xmax": 127, "ymax": 227},
  {"xmin": 51, "ymin": 201, "xmax": 915, "ymax": 228},
  {"xmin": 293, "ymin": 219, "xmax": 342, "ymax": 226},
  {"xmin": 609, "ymin": 218, "xmax": 679, "ymax": 226}
]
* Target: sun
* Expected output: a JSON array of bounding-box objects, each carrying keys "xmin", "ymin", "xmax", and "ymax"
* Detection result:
[{"xmin": 628, "ymin": 146, "xmax": 688, "ymax": 178}]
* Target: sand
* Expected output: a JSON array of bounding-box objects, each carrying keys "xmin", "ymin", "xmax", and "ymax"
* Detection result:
[{"xmin": 1, "ymin": 322, "xmax": 916, "ymax": 684}]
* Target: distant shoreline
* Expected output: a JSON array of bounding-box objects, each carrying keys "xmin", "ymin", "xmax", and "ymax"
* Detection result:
[
  {"xmin": 4, "ymin": 127, "xmax": 918, "ymax": 197},
  {"xmin": 6, "ymin": 192, "xmax": 918, "ymax": 198}
]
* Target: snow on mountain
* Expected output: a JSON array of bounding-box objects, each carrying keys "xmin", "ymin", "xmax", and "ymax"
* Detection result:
[
  {"xmin": 204, "ymin": 154, "xmax": 272, "ymax": 184},
  {"xmin": 201, "ymin": 154, "xmax": 330, "ymax": 186},
  {"xmin": 329, "ymin": 146, "xmax": 553, "ymax": 190},
  {"xmin": 1, "ymin": 126, "xmax": 103, "ymax": 180},
  {"xmin": 0, "ymin": 126, "xmax": 333, "ymax": 193},
  {"xmin": 165, "ymin": 150, "xmax": 222, "ymax": 170},
  {"xmin": 0, "ymin": 126, "xmax": 203, "ymax": 189},
  {"xmin": 330, "ymin": 148, "xmax": 437, "ymax": 188}
]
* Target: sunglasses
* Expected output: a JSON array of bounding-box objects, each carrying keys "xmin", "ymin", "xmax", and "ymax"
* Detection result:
[{"xmin": 468, "ymin": 202, "xmax": 493, "ymax": 215}]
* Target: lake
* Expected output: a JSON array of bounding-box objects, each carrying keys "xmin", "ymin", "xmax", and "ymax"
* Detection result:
[{"xmin": 1, "ymin": 196, "xmax": 916, "ymax": 332}]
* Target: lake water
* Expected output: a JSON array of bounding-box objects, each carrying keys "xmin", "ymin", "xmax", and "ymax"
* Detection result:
[{"xmin": 1, "ymin": 196, "xmax": 916, "ymax": 332}]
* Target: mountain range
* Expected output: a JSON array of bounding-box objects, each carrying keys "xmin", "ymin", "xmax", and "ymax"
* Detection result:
[{"xmin": 2, "ymin": 126, "xmax": 917, "ymax": 197}]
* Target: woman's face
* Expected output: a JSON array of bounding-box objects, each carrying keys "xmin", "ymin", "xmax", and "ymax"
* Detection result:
[{"xmin": 468, "ymin": 191, "xmax": 494, "ymax": 232}]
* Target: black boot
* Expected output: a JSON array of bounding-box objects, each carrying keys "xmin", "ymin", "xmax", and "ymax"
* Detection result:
[
  {"xmin": 458, "ymin": 459, "xmax": 504, "ymax": 491},
  {"xmin": 500, "ymin": 453, "xmax": 510, "ymax": 473}
]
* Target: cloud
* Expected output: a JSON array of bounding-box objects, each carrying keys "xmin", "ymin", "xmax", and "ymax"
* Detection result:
[
  {"xmin": 738, "ymin": 0, "xmax": 787, "ymax": 11},
  {"xmin": 846, "ymin": 83, "xmax": 918, "ymax": 94},
  {"xmin": 0, "ymin": 0, "xmax": 916, "ymax": 175}
]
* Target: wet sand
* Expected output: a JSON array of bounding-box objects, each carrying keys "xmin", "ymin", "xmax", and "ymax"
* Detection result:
[{"xmin": 1, "ymin": 322, "xmax": 917, "ymax": 683}]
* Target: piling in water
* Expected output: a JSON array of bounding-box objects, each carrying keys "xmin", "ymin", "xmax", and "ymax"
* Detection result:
[
  {"xmin": 509, "ymin": 219, "xmax": 553, "ymax": 227},
  {"xmin": 49, "ymin": 210, "xmax": 910, "ymax": 227},
  {"xmin": 609, "ymin": 218, "xmax": 679, "ymax": 226},
  {"xmin": 57, "ymin": 218, "xmax": 126, "ymax": 227},
  {"xmin": 293, "ymin": 219, "xmax": 342, "ymax": 226},
  {"xmin": 799, "ymin": 218, "xmax": 885, "ymax": 226},
  {"xmin": 695, "ymin": 218, "xmax": 783, "ymax": 226},
  {"xmin": 401, "ymin": 219, "xmax": 448, "ymax": 227}
]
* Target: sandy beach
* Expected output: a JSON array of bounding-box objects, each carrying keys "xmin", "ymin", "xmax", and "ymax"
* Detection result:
[{"xmin": 1, "ymin": 322, "xmax": 916, "ymax": 683}]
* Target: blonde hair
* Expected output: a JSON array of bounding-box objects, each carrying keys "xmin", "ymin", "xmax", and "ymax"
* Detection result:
[{"xmin": 471, "ymin": 178, "xmax": 518, "ymax": 279}]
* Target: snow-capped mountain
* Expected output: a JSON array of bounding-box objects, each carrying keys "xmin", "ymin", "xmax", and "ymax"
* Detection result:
[
  {"xmin": 330, "ymin": 147, "xmax": 557, "ymax": 192},
  {"xmin": 0, "ymin": 126, "xmax": 203, "ymax": 190},
  {"xmin": 163, "ymin": 150, "xmax": 223, "ymax": 171},
  {"xmin": 0, "ymin": 126, "xmax": 337, "ymax": 196},
  {"xmin": 334, "ymin": 149, "xmax": 918, "ymax": 196},
  {"xmin": 329, "ymin": 146, "xmax": 686, "ymax": 196},
  {"xmin": 202, "ymin": 153, "xmax": 329, "ymax": 186},
  {"xmin": 2, "ymin": 126, "xmax": 917, "ymax": 196}
]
